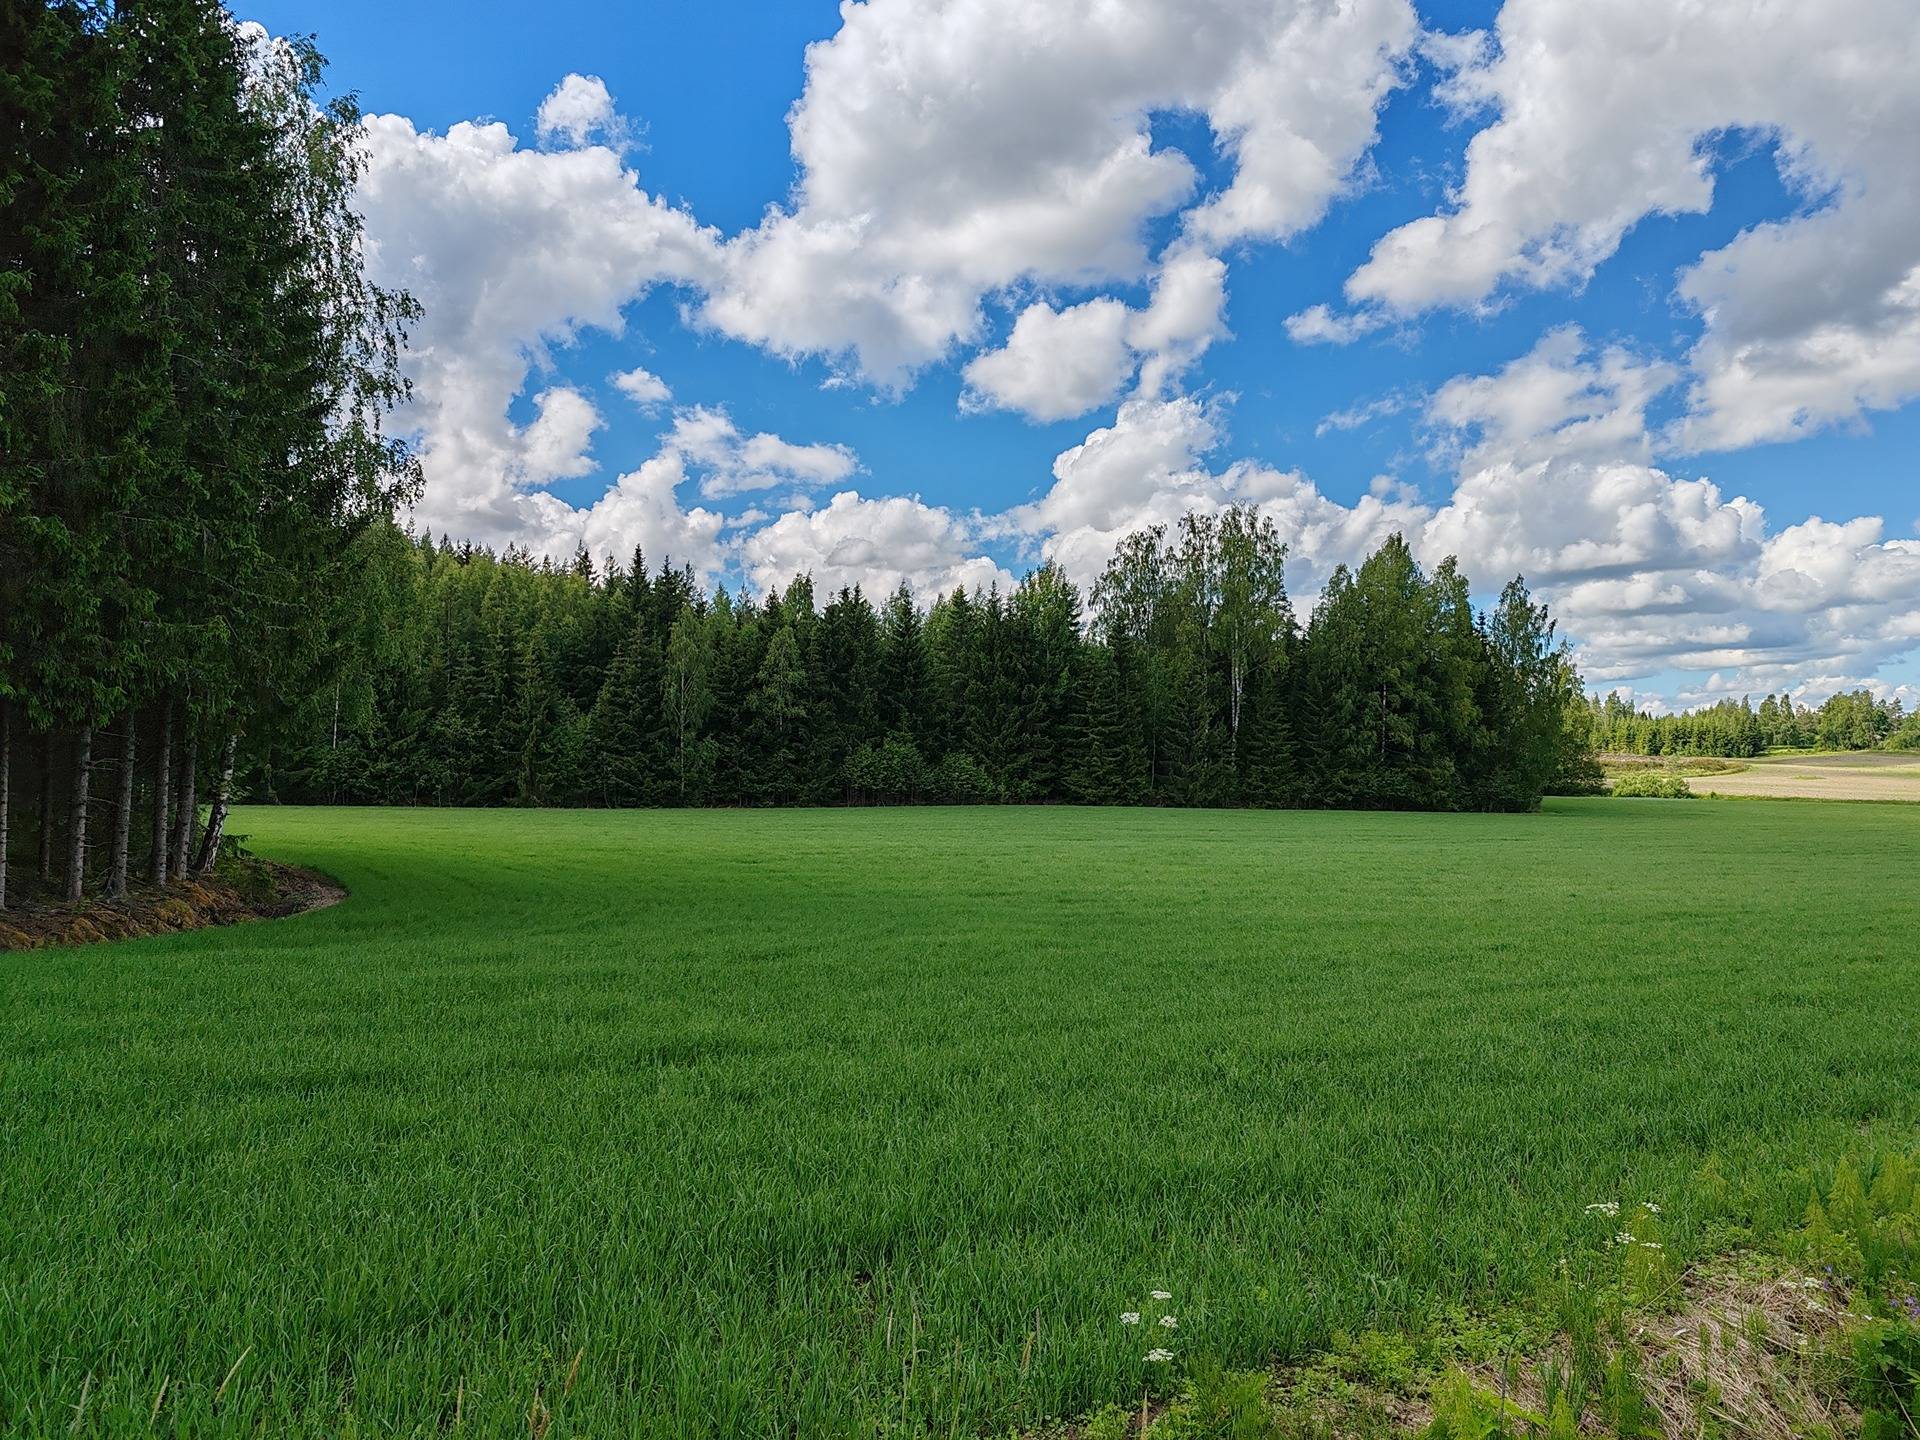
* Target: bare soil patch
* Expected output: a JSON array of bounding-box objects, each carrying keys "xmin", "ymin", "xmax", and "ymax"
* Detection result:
[{"xmin": 0, "ymin": 862, "xmax": 344, "ymax": 952}]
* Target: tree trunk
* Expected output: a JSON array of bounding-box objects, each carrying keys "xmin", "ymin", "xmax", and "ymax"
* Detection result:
[
  {"xmin": 169, "ymin": 732, "xmax": 197, "ymax": 883},
  {"xmin": 329, "ymin": 683, "xmax": 340, "ymax": 805},
  {"xmin": 65, "ymin": 725, "xmax": 91, "ymax": 903},
  {"xmin": 192, "ymin": 732, "xmax": 237, "ymax": 877},
  {"xmin": 0, "ymin": 700, "xmax": 10, "ymax": 911},
  {"xmin": 38, "ymin": 735, "xmax": 55, "ymax": 883},
  {"xmin": 107, "ymin": 724, "xmax": 136, "ymax": 899},
  {"xmin": 150, "ymin": 704, "xmax": 173, "ymax": 884}
]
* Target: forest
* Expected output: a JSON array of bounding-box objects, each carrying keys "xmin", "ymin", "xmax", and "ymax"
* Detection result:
[
  {"xmin": 247, "ymin": 513, "xmax": 1594, "ymax": 816},
  {"xmin": 0, "ymin": 1, "xmax": 418, "ymax": 907},
  {"xmin": 2, "ymin": 2, "xmax": 1593, "ymax": 914},
  {"xmin": 1583, "ymin": 689, "xmax": 1916, "ymax": 758}
]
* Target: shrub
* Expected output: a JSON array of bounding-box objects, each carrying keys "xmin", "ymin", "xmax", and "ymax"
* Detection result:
[
  {"xmin": 844, "ymin": 736, "xmax": 927, "ymax": 803},
  {"xmin": 1547, "ymin": 749, "xmax": 1608, "ymax": 796},
  {"xmin": 927, "ymin": 752, "xmax": 995, "ymax": 804},
  {"xmin": 1609, "ymin": 771, "xmax": 1696, "ymax": 799}
]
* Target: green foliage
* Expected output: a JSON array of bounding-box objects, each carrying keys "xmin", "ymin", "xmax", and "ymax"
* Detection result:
[
  {"xmin": 247, "ymin": 511, "xmax": 1593, "ymax": 816},
  {"xmin": 1423, "ymin": 1370, "xmax": 1542, "ymax": 1440},
  {"xmin": 846, "ymin": 735, "xmax": 928, "ymax": 802},
  {"xmin": 3, "ymin": 1, "xmax": 416, "ymax": 899},
  {"xmin": 1787, "ymin": 1152, "xmax": 1920, "ymax": 1439},
  {"xmin": 1799, "ymin": 1154, "xmax": 1919, "ymax": 1293},
  {"xmin": 927, "ymin": 750, "xmax": 995, "ymax": 803},
  {"xmin": 1595, "ymin": 1351, "xmax": 1653, "ymax": 1440},
  {"xmin": 1151, "ymin": 1356, "xmax": 1276, "ymax": 1439},
  {"xmin": 1588, "ymin": 688, "xmax": 1910, "ymax": 758},
  {"xmin": 1609, "ymin": 770, "xmax": 1697, "ymax": 799},
  {"xmin": 1851, "ymin": 1322, "xmax": 1920, "ymax": 1440}
]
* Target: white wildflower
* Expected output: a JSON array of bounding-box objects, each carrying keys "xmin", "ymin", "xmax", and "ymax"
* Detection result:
[
  {"xmin": 1616, "ymin": 1232, "xmax": 1635, "ymax": 1245},
  {"xmin": 1145, "ymin": 1348, "xmax": 1174, "ymax": 1363},
  {"xmin": 1642, "ymin": 1202, "xmax": 1661, "ymax": 1214},
  {"xmin": 1159, "ymin": 1315, "xmax": 1178, "ymax": 1329},
  {"xmin": 1120, "ymin": 1312, "xmax": 1140, "ymax": 1325},
  {"xmin": 1585, "ymin": 1202, "xmax": 1619, "ymax": 1217},
  {"xmin": 1150, "ymin": 1290, "xmax": 1171, "ymax": 1301}
]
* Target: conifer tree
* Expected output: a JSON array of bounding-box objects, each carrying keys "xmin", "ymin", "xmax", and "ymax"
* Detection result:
[
  {"xmin": 747, "ymin": 623, "xmax": 810, "ymax": 804},
  {"xmin": 878, "ymin": 583, "xmax": 931, "ymax": 748},
  {"xmin": 663, "ymin": 614, "xmax": 717, "ymax": 804}
]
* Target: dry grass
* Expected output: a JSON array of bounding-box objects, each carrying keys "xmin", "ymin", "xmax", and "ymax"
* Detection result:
[
  {"xmin": 1451, "ymin": 1261, "xmax": 1859, "ymax": 1440},
  {"xmin": 0, "ymin": 864, "xmax": 343, "ymax": 951},
  {"xmin": 1698, "ymin": 752, "xmax": 1920, "ymax": 802},
  {"xmin": 1634, "ymin": 1266, "xmax": 1856, "ymax": 1440}
]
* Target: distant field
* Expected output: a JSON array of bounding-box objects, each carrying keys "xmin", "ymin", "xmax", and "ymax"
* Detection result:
[
  {"xmin": 4, "ymin": 801, "xmax": 1919, "ymax": 1436},
  {"xmin": 1698, "ymin": 750, "xmax": 1920, "ymax": 801}
]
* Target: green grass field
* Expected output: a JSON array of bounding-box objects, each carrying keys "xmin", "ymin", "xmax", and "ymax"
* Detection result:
[{"xmin": 4, "ymin": 800, "xmax": 1918, "ymax": 1436}]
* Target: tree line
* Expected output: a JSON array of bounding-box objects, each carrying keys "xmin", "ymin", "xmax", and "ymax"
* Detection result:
[
  {"xmin": 248, "ymin": 511, "xmax": 1595, "ymax": 817},
  {"xmin": 1584, "ymin": 690, "xmax": 1915, "ymax": 758},
  {"xmin": 1, "ymin": 1, "xmax": 418, "ymax": 907}
]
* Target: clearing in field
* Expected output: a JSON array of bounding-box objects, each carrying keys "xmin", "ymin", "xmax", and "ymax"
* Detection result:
[
  {"xmin": 3, "ymin": 800, "xmax": 1918, "ymax": 1436},
  {"xmin": 1692, "ymin": 751, "xmax": 1920, "ymax": 803}
]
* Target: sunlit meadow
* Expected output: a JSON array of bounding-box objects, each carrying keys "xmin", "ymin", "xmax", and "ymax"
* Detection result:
[{"xmin": 4, "ymin": 799, "xmax": 1918, "ymax": 1435}]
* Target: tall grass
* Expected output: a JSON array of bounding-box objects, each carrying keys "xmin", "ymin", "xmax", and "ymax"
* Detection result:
[{"xmin": 3, "ymin": 800, "xmax": 1918, "ymax": 1435}]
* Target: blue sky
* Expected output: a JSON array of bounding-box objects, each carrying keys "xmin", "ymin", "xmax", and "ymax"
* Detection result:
[{"xmin": 242, "ymin": 0, "xmax": 1920, "ymax": 709}]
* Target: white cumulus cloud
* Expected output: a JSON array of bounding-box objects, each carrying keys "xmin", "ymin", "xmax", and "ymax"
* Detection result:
[
  {"xmin": 962, "ymin": 298, "xmax": 1135, "ymax": 422},
  {"xmin": 694, "ymin": 0, "xmax": 1416, "ymax": 385},
  {"xmin": 661, "ymin": 405, "xmax": 857, "ymax": 500},
  {"xmin": 1311, "ymin": 0, "xmax": 1920, "ymax": 448},
  {"xmin": 535, "ymin": 73, "xmax": 628, "ymax": 149},
  {"xmin": 610, "ymin": 365, "xmax": 672, "ymax": 411},
  {"xmin": 737, "ymin": 491, "xmax": 1013, "ymax": 599}
]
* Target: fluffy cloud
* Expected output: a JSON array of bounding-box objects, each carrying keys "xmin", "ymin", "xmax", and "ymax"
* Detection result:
[
  {"xmin": 1311, "ymin": 0, "xmax": 1920, "ymax": 448},
  {"xmin": 530, "ymin": 454, "xmax": 728, "ymax": 577},
  {"xmin": 513, "ymin": 386, "xmax": 603, "ymax": 485},
  {"xmin": 695, "ymin": 0, "xmax": 1415, "ymax": 384},
  {"xmin": 1129, "ymin": 245, "xmax": 1231, "ymax": 398},
  {"xmin": 660, "ymin": 406, "xmax": 857, "ymax": 499},
  {"xmin": 1425, "ymin": 325, "xmax": 1679, "ymax": 470},
  {"xmin": 610, "ymin": 365, "xmax": 672, "ymax": 411},
  {"xmin": 355, "ymin": 100, "xmax": 721, "ymax": 559},
  {"xmin": 1285, "ymin": 303, "xmax": 1386, "ymax": 346},
  {"xmin": 962, "ymin": 298, "xmax": 1135, "ymax": 421},
  {"xmin": 535, "ymin": 73, "xmax": 627, "ymax": 149},
  {"xmin": 737, "ymin": 491, "xmax": 1012, "ymax": 599},
  {"xmin": 961, "ymin": 246, "xmax": 1229, "ymax": 420},
  {"xmin": 1002, "ymin": 395, "xmax": 1422, "ymax": 598},
  {"xmin": 1416, "ymin": 331, "xmax": 1920, "ymax": 686}
]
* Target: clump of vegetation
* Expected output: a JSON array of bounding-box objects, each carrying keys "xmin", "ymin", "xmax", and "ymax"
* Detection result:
[
  {"xmin": 1609, "ymin": 770, "xmax": 1697, "ymax": 798},
  {"xmin": 1057, "ymin": 1146, "xmax": 1920, "ymax": 1440},
  {"xmin": 1605, "ymin": 755, "xmax": 1747, "ymax": 777}
]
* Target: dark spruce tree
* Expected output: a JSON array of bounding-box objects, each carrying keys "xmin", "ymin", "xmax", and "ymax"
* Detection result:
[{"xmin": 3, "ymin": 2, "xmax": 416, "ymax": 904}]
